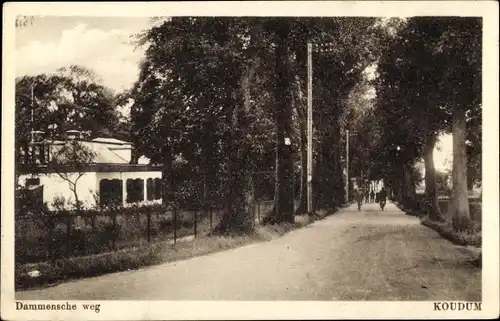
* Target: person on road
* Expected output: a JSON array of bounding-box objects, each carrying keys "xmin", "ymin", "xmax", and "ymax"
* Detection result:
[
  {"xmin": 355, "ymin": 188, "xmax": 364, "ymax": 211},
  {"xmin": 370, "ymin": 190, "xmax": 375, "ymax": 203},
  {"xmin": 378, "ymin": 187, "xmax": 387, "ymax": 211}
]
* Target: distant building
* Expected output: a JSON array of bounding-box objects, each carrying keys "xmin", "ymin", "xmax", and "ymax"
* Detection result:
[{"xmin": 17, "ymin": 130, "xmax": 162, "ymax": 211}]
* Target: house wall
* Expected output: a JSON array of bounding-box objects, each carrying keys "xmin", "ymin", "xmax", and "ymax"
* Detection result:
[
  {"xmin": 108, "ymin": 147, "xmax": 132, "ymax": 163},
  {"xmin": 18, "ymin": 170, "xmax": 163, "ymax": 210},
  {"xmin": 19, "ymin": 172, "xmax": 98, "ymax": 210}
]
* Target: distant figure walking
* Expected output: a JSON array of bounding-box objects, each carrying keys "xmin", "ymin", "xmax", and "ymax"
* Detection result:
[
  {"xmin": 355, "ymin": 188, "xmax": 364, "ymax": 211},
  {"xmin": 378, "ymin": 187, "xmax": 387, "ymax": 211},
  {"xmin": 364, "ymin": 189, "xmax": 370, "ymax": 203},
  {"xmin": 370, "ymin": 190, "xmax": 375, "ymax": 203}
]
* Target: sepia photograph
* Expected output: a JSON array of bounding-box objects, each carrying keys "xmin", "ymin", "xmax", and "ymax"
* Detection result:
[{"xmin": 2, "ymin": 1, "xmax": 499, "ymax": 320}]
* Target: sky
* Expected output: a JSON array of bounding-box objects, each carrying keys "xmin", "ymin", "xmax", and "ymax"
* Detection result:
[
  {"xmin": 434, "ymin": 133, "xmax": 453, "ymax": 172},
  {"xmin": 16, "ymin": 16, "xmax": 453, "ymax": 172},
  {"xmin": 16, "ymin": 16, "xmax": 152, "ymax": 93}
]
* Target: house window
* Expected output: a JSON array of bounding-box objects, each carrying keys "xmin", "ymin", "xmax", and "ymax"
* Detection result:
[
  {"xmin": 32, "ymin": 145, "xmax": 41, "ymax": 164},
  {"xmin": 39, "ymin": 145, "xmax": 47, "ymax": 164},
  {"xmin": 154, "ymin": 178, "xmax": 162, "ymax": 200},
  {"xmin": 17, "ymin": 185, "xmax": 44, "ymax": 214},
  {"xmin": 99, "ymin": 179, "xmax": 123, "ymax": 207},
  {"xmin": 146, "ymin": 178, "xmax": 162, "ymax": 201},
  {"xmin": 146, "ymin": 178, "xmax": 154, "ymax": 201},
  {"xmin": 126, "ymin": 178, "xmax": 144, "ymax": 203},
  {"xmin": 26, "ymin": 178, "xmax": 40, "ymax": 186}
]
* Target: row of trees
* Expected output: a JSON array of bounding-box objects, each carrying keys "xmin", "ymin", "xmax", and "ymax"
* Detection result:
[
  {"xmin": 15, "ymin": 17, "xmax": 482, "ymax": 235},
  {"xmin": 357, "ymin": 17, "xmax": 482, "ymax": 232},
  {"xmin": 127, "ymin": 17, "xmax": 392, "ymax": 233}
]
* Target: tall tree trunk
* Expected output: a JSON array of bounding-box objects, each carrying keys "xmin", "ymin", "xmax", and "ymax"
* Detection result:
[
  {"xmin": 130, "ymin": 148, "xmax": 139, "ymax": 164},
  {"xmin": 71, "ymin": 184, "xmax": 81, "ymax": 211},
  {"xmin": 316, "ymin": 135, "xmax": 336, "ymax": 209},
  {"xmin": 402, "ymin": 163, "xmax": 415, "ymax": 209},
  {"xmin": 161, "ymin": 146, "xmax": 174, "ymax": 207},
  {"xmin": 449, "ymin": 108, "xmax": 471, "ymax": 231},
  {"xmin": 293, "ymin": 42, "xmax": 308, "ymax": 215},
  {"xmin": 296, "ymin": 115, "xmax": 308, "ymax": 214},
  {"xmin": 202, "ymin": 111, "xmax": 215, "ymax": 215},
  {"xmin": 333, "ymin": 125, "xmax": 344, "ymax": 205},
  {"xmin": 292, "ymin": 70, "xmax": 307, "ymax": 215},
  {"xmin": 214, "ymin": 138, "xmax": 253, "ymax": 234},
  {"xmin": 214, "ymin": 24, "xmax": 261, "ymax": 233},
  {"xmin": 423, "ymin": 132, "xmax": 444, "ymax": 221},
  {"xmin": 270, "ymin": 24, "xmax": 294, "ymax": 224}
]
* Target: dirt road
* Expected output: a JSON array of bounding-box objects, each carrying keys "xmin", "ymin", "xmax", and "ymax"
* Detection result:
[{"xmin": 16, "ymin": 202, "xmax": 481, "ymax": 301}]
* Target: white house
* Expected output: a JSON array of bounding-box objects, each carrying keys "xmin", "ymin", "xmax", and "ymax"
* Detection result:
[{"xmin": 17, "ymin": 131, "xmax": 163, "ymax": 210}]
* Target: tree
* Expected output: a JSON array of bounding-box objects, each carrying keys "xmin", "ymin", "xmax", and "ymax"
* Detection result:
[
  {"xmin": 289, "ymin": 17, "xmax": 384, "ymax": 211},
  {"xmin": 265, "ymin": 20, "xmax": 295, "ymax": 223},
  {"xmin": 372, "ymin": 17, "xmax": 481, "ymax": 230},
  {"xmin": 423, "ymin": 18, "xmax": 481, "ymax": 231},
  {"xmin": 15, "ymin": 67, "xmax": 121, "ymax": 140},
  {"xmin": 54, "ymin": 65, "xmax": 121, "ymax": 137},
  {"xmin": 15, "ymin": 66, "xmax": 124, "ymax": 183},
  {"xmin": 15, "ymin": 74, "xmax": 61, "ymax": 179},
  {"xmin": 48, "ymin": 140, "xmax": 96, "ymax": 211},
  {"xmin": 131, "ymin": 18, "xmax": 277, "ymax": 233},
  {"xmin": 386, "ymin": 19, "xmax": 452, "ymax": 220}
]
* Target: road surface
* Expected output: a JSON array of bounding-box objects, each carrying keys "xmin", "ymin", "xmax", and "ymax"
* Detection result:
[{"xmin": 16, "ymin": 202, "xmax": 481, "ymax": 301}]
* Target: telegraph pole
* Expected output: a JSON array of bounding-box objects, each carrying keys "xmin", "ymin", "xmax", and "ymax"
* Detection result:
[
  {"xmin": 346, "ymin": 129, "xmax": 350, "ymax": 203},
  {"xmin": 307, "ymin": 42, "xmax": 313, "ymax": 213},
  {"xmin": 30, "ymin": 83, "xmax": 35, "ymax": 144}
]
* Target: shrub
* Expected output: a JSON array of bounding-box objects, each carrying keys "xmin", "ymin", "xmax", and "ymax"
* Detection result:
[{"xmin": 421, "ymin": 215, "xmax": 481, "ymax": 247}]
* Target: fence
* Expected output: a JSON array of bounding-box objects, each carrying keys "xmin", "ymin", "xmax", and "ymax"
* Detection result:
[
  {"xmin": 437, "ymin": 199, "xmax": 482, "ymax": 223},
  {"xmin": 15, "ymin": 168, "xmax": 303, "ymax": 265},
  {"xmin": 15, "ymin": 199, "xmax": 282, "ymax": 265},
  {"xmin": 411, "ymin": 194, "xmax": 482, "ymax": 222},
  {"xmin": 15, "ymin": 205, "xmax": 223, "ymax": 265}
]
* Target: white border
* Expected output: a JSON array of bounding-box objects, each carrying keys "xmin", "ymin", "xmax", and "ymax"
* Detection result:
[{"xmin": 2, "ymin": 1, "xmax": 499, "ymax": 320}]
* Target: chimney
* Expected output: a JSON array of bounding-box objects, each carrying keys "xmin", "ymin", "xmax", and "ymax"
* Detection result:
[{"xmin": 66, "ymin": 130, "xmax": 81, "ymax": 140}]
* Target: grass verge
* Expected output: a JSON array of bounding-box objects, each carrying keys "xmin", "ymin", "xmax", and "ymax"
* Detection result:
[
  {"xmin": 421, "ymin": 215, "xmax": 482, "ymax": 248},
  {"xmin": 16, "ymin": 211, "xmax": 331, "ymax": 291}
]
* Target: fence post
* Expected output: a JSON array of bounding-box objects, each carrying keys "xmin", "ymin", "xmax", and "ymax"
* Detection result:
[
  {"xmin": 173, "ymin": 206, "xmax": 177, "ymax": 244},
  {"xmin": 253, "ymin": 202, "xmax": 256, "ymax": 227},
  {"xmin": 209, "ymin": 206, "xmax": 213, "ymax": 231},
  {"xmin": 146, "ymin": 207, "xmax": 151, "ymax": 243},
  {"xmin": 47, "ymin": 217, "xmax": 54, "ymax": 261},
  {"xmin": 66, "ymin": 213, "xmax": 72, "ymax": 257},
  {"xmin": 194, "ymin": 210, "xmax": 197, "ymax": 238},
  {"xmin": 112, "ymin": 212, "xmax": 117, "ymax": 250}
]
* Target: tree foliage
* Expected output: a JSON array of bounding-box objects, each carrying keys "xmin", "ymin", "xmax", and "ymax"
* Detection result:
[
  {"xmin": 48, "ymin": 140, "xmax": 96, "ymax": 211},
  {"xmin": 371, "ymin": 17, "xmax": 481, "ymax": 230},
  {"xmin": 129, "ymin": 17, "xmax": 388, "ymax": 232},
  {"xmin": 15, "ymin": 66, "xmax": 126, "ymax": 174}
]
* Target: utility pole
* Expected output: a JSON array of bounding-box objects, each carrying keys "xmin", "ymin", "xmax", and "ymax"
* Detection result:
[
  {"xmin": 346, "ymin": 129, "xmax": 349, "ymax": 203},
  {"xmin": 307, "ymin": 42, "xmax": 313, "ymax": 213},
  {"xmin": 30, "ymin": 83, "xmax": 35, "ymax": 144}
]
